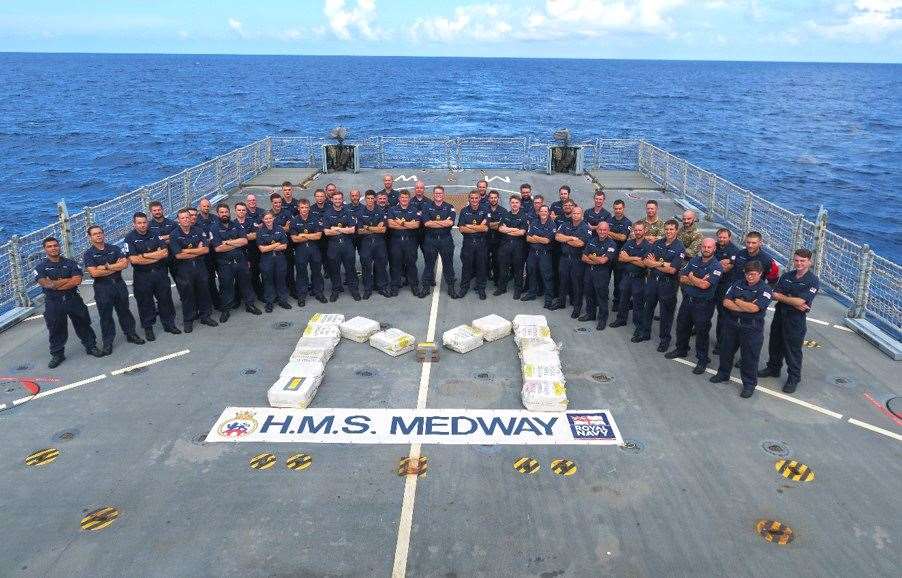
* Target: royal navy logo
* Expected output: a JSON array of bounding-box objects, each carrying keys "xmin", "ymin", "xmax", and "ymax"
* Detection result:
[
  {"xmin": 567, "ymin": 413, "xmax": 615, "ymax": 440},
  {"xmin": 218, "ymin": 410, "xmax": 259, "ymax": 438}
]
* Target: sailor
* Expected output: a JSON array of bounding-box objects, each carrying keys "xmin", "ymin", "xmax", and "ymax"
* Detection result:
[
  {"xmin": 148, "ymin": 200, "xmax": 178, "ymax": 283},
  {"xmin": 195, "ymin": 198, "xmax": 222, "ymax": 312},
  {"xmin": 712, "ymin": 227, "xmax": 739, "ymax": 354},
  {"xmin": 410, "ymin": 181, "xmax": 430, "ymax": 263},
  {"xmin": 169, "ymin": 208, "xmax": 218, "ymax": 332},
  {"xmin": 549, "ymin": 185, "xmax": 572, "ymax": 220},
  {"xmin": 637, "ymin": 220, "xmax": 685, "ymax": 348},
  {"xmin": 666, "ymin": 238, "xmax": 724, "ymax": 374},
  {"xmin": 356, "ymin": 190, "xmax": 391, "ymax": 299},
  {"xmin": 420, "ymin": 185, "xmax": 457, "ymax": 297},
  {"xmin": 288, "ymin": 198, "xmax": 328, "ymax": 306},
  {"xmin": 281, "ymin": 181, "xmax": 300, "ymax": 212},
  {"xmin": 322, "ymin": 190, "xmax": 361, "ymax": 302},
  {"xmin": 386, "ymin": 190, "xmax": 423, "ymax": 297},
  {"xmin": 210, "ymin": 203, "xmax": 261, "ymax": 321},
  {"xmin": 347, "ymin": 188, "xmax": 364, "ymax": 275},
  {"xmin": 530, "ymin": 195, "xmax": 545, "ymax": 222},
  {"xmin": 610, "ymin": 221, "xmax": 651, "ymax": 330},
  {"xmin": 608, "ymin": 199, "xmax": 632, "ymax": 310},
  {"xmin": 35, "ymin": 237, "xmax": 104, "ymax": 367},
  {"xmin": 83, "ymin": 225, "xmax": 144, "ymax": 355},
  {"xmin": 309, "ymin": 188, "xmax": 330, "ymax": 286},
  {"xmin": 485, "ymin": 190, "xmax": 506, "ymax": 287},
  {"xmin": 641, "ymin": 200, "xmax": 665, "ymax": 242},
  {"xmin": 710, "ymin": 260, "xmax": 772, "ymax": 398},
  {"xmin": 759, "ymin": 249, "xmax": 820, "ymax": 393},
  {"xmin": 521, "ymin": 205, "xmax": 556, "ymax": 309},
  {"xmin": 550, "ymin": 196, "xmax": 574, "ymax": 297},
  {"xmin": 455, "ymin": 190, "xmax": 489, "ymax": 300},
  {"xmin": 552, "ymin": 205, "xmax": 590, "ymax": 318},
  {"xmin": 270, "ymin": 192, "xmax": 297, "ymax": 298},
  {"xmin": 125, "ymin": 212, "xmax": 180, "ymax": 342},
  {"xmin": 244, "ymin": 194, "xmax": 265, "ymax": 299},
  {"xmin": 579, "ymin": 220, "xmax": 619, "ymax": 330},
  {"xmin": 378, "ymin": 174, "xmax": 399, "ymax": 207},
  {"xmin": 585, "ymin": 191, "xmax": 612, "ymax": 227},
  {"xmin": 677, "ymin": 210, "xmax": 703, "ymax": 259},
  {"xmin": 495, "ymin": 194, "xmax": 529, "ymax": 298},
  {"xmin": 519, "ymin": 184, "xmax": 534, "ymax": 217},
  {"xmin": 476, "ymin": 179, "xmax": 490, "ymax": 209},
  {"xmin": 256, "ymin": 210, "xmax": 292, "ymax": 312},
  {"xmin": 723, "ymin": 231, "xmax": 774, "ymax": 286}
]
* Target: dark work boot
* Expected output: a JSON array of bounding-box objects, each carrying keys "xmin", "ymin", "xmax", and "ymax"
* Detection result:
[
  {"xmin": 144, "ymin": 327, "xmax": 156, "ymax": 342},
  {"xmin": 48, "ymin": 354, "xmax": 65, "ymax": 369}
]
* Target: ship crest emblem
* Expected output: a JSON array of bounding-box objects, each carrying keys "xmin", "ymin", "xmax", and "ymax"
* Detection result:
[{"xmin": 218, "ymin": 410, "xmax": 258, "ymax": 438}]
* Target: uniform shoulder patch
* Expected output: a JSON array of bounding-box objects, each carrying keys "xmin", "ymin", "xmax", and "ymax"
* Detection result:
[
  {"xmin": 809, "ymin": 287, "xmax": 818, "ymax": 293},
  {"xmin": 763, "ymin": 292, "xmax": 772, "ymax": 299},
  {"xmin": 713, "ymin": 269, "xmax": 722, "ymax": 275}
]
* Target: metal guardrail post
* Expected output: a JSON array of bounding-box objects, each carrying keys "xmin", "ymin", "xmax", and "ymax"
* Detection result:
[
  {"xmin": 813, "ymin": 205, "xmax": 828, "ymax": 276},
  {"xmin": 850, "ymin": 245, "xmax": 874, "ymax": 318},
  {"xmin": 8, "ymin": 235, "xmax": 30, "ymax": 307},
  {"xmin": 182, "ymin": 170, "xmax": 191, "ymax": 208},
  {"xmin": 790, "ymin": 214, "xmax": 803, "ymax": 251},
  {"xmin": 663, "ymin": 154, "xmax": 670, "ymax": 192},
  {"xmin": 216, "ymin": 158, "xmax": 224, "ymax": 193},
  {"xmin": 57, "ymin": 200, "xmax": 73, "ymax": 258},
  {"xmin": 377, "ymin": 137, "xmax": 385, "ymax": 168},
  {"xmin": 681, "ymin": 163, "xmax": 688, "ymax": 198},
  {"xmin": 253, "ymin": 142, "xmax": 261, "ymax": 175},
  {"xmin": 139, "ymin": 188, "xmax": 150, "ymax": 212},
  {"xmin": 742, "ymin": 192, "xmax": 754, "ymax": 236},
  {"xmin": 84, "ymin": 206, "xmax": 94, "ymax": 227},
  {"xmin": 705, "ymin": 173, "xmax": 717, "ymax": 221},
  {"xmin": 264, "ymin": 137, "xmax": 273, "ymax": 170}
]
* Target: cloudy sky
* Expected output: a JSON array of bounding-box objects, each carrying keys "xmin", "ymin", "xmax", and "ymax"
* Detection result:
[{"xmin": 1, "ymin": 0, "xmax": 900, "ymax": 62}]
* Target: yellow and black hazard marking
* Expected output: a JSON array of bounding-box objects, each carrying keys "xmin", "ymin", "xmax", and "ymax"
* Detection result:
[
  {"xmin": 802, "ymin": 339, "xmax": 821, "ymax": 348},
  {"xmin": 249, "ymin": 452, "xmax": 277, "ymax": 470},
  {"xmin": 398, "ymin": 456, "xmax": 428, "ymax": 477},
  {"xmin": 513, "ymin": 457, "xmax": 541, "ymax": 474},
  {"xmin": 80, "ymin": 507, "xmax": 120, "ymax": 532},
  {"xmin": 285, "ymin": 453, "xmax": 313, "ymax": 471},
  {"xmin": 24, "ymin": 447, "xmax": 60, "ymax": 467},
  {"xmin": 550, "ymin": 458, "xmax": 577, "ymax": 476},
  {"xmin": 755, "ymin": 519, "xmax": 794, "ymax": 545},
  {"xmin": 775, "ymin": 459, "xmax": 815, "ymax": 482}
]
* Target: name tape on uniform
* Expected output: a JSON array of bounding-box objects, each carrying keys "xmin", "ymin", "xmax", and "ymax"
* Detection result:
[{"xmin": 207, "ymin": 407, "xmax": 622, "ymax": 446}]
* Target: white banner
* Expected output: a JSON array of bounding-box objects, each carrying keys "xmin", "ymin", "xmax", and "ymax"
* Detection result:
[{"xmin": 207, "ymin": 407, "xmax": 622, "ymax": 446}]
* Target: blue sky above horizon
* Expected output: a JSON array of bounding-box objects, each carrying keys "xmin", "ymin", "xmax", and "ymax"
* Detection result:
[{"xmin": 1, "ymin": 1, "xmax": 900, "ymax": 63}]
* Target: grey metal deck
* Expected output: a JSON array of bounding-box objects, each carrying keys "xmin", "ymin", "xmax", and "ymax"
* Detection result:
[{"xmin": 0, "ymin": 168, "xmax": 899, "ymax": 577}]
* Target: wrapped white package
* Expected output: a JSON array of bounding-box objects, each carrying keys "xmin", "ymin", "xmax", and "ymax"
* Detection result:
[
  {"xmin": 441, "ymin": 324, "xmax": 485, "ymax": 353},
  {"xmin": 307, "ymin": 313, "xmax": 345, "ymax": 327},
  {"xmin": 517, "ymin": 338, "xmax": 559, "ymax": 356},
  {"xmin": 512, "ymin": 314, "xmax": 548, "ymax": 332},
  {"xmin": 471, "ymin": 314, "xmax": 512, "ymax": 341},
  {"xmin": 521, "ymin": 361, "xmax": 565, "ymax": 385},
  {"xmin": 289, "ymin": 346, "xmax": 332, "ymax": 365},
  {"xmin": 339, "ymin": 316, "xmax": 381, "ymax": 343},
  {"xmin": 369, "ymin": 328, "xmax": 416, "ymax": 356},
  {"xmin": 520, "ymin": 349, "xmax": 562, "ymax": 368},
  {"xmin": 269, "ymin": 362, "xmax": 326, "ymax": 408},
  {"xmin": 521, "ymin": 380, "xmax": 568, "ymax": 412},
  {"xmin": 514, "ymin": 324, "xmax": 553, "ymax": 348},
  {"xmin": 302, "ymin": 323, "xmax": 341, "ymax": 340},
  {"xmin": 295, "ymin": 335, "xmax": 340, "ymax": 354}
]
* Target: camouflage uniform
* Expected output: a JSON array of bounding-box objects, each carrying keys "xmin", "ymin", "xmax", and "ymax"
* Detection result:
[
  {"xmin": 640, "ymin": 218, "xmax": 666, "ymax": 241},
  {"xmin": 677, "ymin": 223, "xmax": 703, "ymax": 259}
]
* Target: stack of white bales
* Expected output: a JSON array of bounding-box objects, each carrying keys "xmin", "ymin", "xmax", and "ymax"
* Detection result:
[
  {"xmin": 513, "ymin": 314, "xmax": 567, "ymax": 412},
  {"xmin": 442, "ymin": 314, "xmax": 512, "ymax": 353},
  {"xmin": 268, "ymin": 314, "xmax": 344, "ymax": 409},
  {"xmin": 369, "ymin": 327, "xmax": 416, "ymax": 356}
]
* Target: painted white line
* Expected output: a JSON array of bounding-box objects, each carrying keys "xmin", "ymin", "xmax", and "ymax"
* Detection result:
[
  {"xmin": 110, "ymin": 349, "xmax": 190, "ymax": 376},
  {"xmin": 392, "ymin": 262, "xmax": 442, "ymax": 578},
  {"xmin": 23, "ymin": 284, "xmax": 176, "ymax": 322},
  {"xmin": 808, "ymin": 318, "xmax": 830, "ymax": 326},
  {"xmin": 13, "ymin": 374, "xmax": 108, "ymax": 404},
  {"xmin": 848, "ymin": 418, "xmax": 902, "ymax": 442},
  {"xmin": 24, "ymin": 314, "xmax": 44, "ymax": 321},
  {"xmin": 833, "ymin": 324, "xmax": 853, "ymax": 332}
]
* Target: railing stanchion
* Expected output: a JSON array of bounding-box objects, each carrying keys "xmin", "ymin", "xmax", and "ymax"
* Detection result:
[
  {"xmin": 813, "ymin": 205, "xmax": 828, "ymax": 277},
  {"xmin": 850, "ymin": 245, "xmax": 874, "ymax": 318},
  {"xmin": 8, "ymin": 235, "xmax": 30, "ymax": 307},
  {"xmin": 216, "ymin": 157, "xmax": 224, "ymax": 194},
  {"xmin": 139, "ymin": 188, "xmax": 150, "ymax": 212},
  {"xmin": 57, "ymin": 200, "xmax": 73, "ymax": 258},
  {"xmin": 705, "ymin": 173, "xmax": 717, "ymax": 221},
  {"xmin": 742, "ymin": 192, "xmax": 753, "ymax": 237},
  {"xmin": 790, "ymin": 214, "xmax": 803, "ymax": 252}
]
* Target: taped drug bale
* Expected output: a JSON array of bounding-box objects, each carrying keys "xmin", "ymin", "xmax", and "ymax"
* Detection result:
[
  {"xmin": 514, "ymin": 324, "xmax": 553, "ymax": 348},
  {"xmin": 512, "ymin": 314, "xmax": 548, "ymax": 332},
  {"xmin": 269, "ymin": 362, "xmax": 326, "ymax": 408},
  {"xmin": 441, "ymin": 324, "xmax": 485, "ymax": 353},
  {"xmin": 521, "ymin": 380, "xmax": 568, "ymax": 412},
  {"xmin": 369, "ymin": 328, "xmax": 416, "ymax": 357},
  {"xmin": 521, "ymin": 361, "xmax": 565, "ymax": 385},
  {"xmin": 303, "ymin": 323, "xmax": 341, "ymax": 340},
  {"xmin": 520, "ymin": 349, "xmax": 562, "ymax": 369},
  {"xmin": 296, "ymin": 335, "xmax": 340, "ymax": 354},
  {"xmin": 471, "ymin": 314, "xmax": 512, "ymax": 341},
  {"xmin": 289, "ymin": 346, "xmax": 332, "ymax": 365},
  {"xmin": 517, "ymin": 338, "xmax": 559, "ymax": 356},
  {"xmin": 340, "ymin": 316, "xmax": 381, "ymax": 343},
  {"xmin": 307, "ymin": 313, "xmax": 345, "ymax": 327}
]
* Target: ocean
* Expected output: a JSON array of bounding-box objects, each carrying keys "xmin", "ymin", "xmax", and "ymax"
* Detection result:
[{"xmin": 0, "ymin": 53, "xmax": 899, "ymax": 260}]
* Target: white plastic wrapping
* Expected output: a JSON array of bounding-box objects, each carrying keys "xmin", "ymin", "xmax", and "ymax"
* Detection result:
[
  {"xmin": 295, "ymin": 335, "xmax": 340, "ymax": 354},
  {"xmin": 339, "ymin": 316, "xmax": 381, "ymax": 343},
  {"xmin": 471, "ymin": 314, "xmax": 512, "ymax": 341},
  {"xmin": 512, "ymin": 314, "xmax": 548, "ymax": 332},
  {"xmin": 269, "ymin": 362, "xmax": 326, "ymax": 408},
  {"xmin": 307, "ymin": 313, "xmax": 345, "ymax": 327},
  {"xmin": 521, "ymin": 380, "xmax": 568, "ymax": 412},
  {"xmin": 521, "ymin": 362, "xmax": 565, "ymax": 385},
  {"xmin": 441, "ymin": 324, "xmax": 485, "ymax": 353},
  {"xmin": 369, "ymin": 328, "xmax": 416, "ymax": 356},
  {"xmin": 520, "ymin": 349, "xmax": 562, "ymax": 369},
  {"xmin": 517, "ymin": 338, "xmax": 559, "ymax": 356},
  {"xmin": 302, "ymin": 323, "xmax": 341, "ymax": 340},
  {"xmin": 514, "ymin": 324, "xmax": 553, "ymax": 348},
  {"xmin": 289, "ymin": 345, "xmax": 332, "ymax": 365}
]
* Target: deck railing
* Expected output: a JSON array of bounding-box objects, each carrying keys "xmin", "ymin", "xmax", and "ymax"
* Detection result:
[{"xmin": 0, "ymin": 135, "xmax": 898, "ymax": 341}]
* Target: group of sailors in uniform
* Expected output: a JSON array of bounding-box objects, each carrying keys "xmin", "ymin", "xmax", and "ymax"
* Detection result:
[{"xmin": 34, "ymin": 175, "xmax": 820, "ymax": 399}]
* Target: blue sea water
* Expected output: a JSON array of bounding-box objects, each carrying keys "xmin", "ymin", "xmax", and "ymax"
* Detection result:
[{"xmin": 0, "ymin": 53, "xmax": 899, "ymax": 260}]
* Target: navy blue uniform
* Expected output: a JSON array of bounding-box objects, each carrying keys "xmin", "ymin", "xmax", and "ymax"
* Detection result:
[
  {"xmin": 765, "ymin": 270, "xmax": 820, "ymax": 385},
  {"xmin": 421, "ymin": 201, "xmax": 457, "ymax": 290},
  {"xmin": 195, "ymin": 213, "xmax": 222, "ymax": 310},
  {"xmin": 321, "ymin": 205, "xmax": 359, "ymax": 293},
  {"xmin": 288, "ymin": 213, "xmax": 325, "ymax": 299},
  {"xmin": 713, "ymin": 241, "xmax": 740, "ymax": 350},
  {"xmin": 614, "ymin": 238, "xmax": 652, "ymax": 327},
  {"xmin": 356, "ymin": 206, "xmax": 390, "ymax": 293},
  {"xmin": 485, "ymin": 204, "xmax": 506, "ymax": 286},
  {"xmin": 125, "ymin": 229, "xmax": 176, "ymax": 330},
  {"xmin": 378, "ymin": 188, "xmax": 399, "ymax": 207},
  {"xmin": 169, "ymin": 226, "xmax": 214, "ymax": 322},
  {"xmin": 581, "ymin": 235, "xmax": 619, "ymax": 325},
  {"xmin": 608, "ymin": 215, "xmax": 632, "ymax": 308},
  {"xmin": 716, "ymin": 278, "xmax": 773, "ymax": 393},
  {"xmin": 271, "ymin": 208, "xmax": 296, "ymax": 295},
  {"xmin": 585, "ymin": 206, "xmax": 612, "ymax": 227},
  {"xmin": 410, "ymin": 195, "xmax": 430, "ymax": 260},
  {"xmin": 457, "ymin": 204, "xmax": 489, "ymax": 293},
  {"xmin": 210, "ymin": 218, "xmax": 256, "ymax": 309},
  {"xmin": 256, "ymin": 225, "xmax": 290, "ymax": 306},
  {"xmin": 387, "ymin": 204, "xmax": 420, "ymax": 291},
  {"xmin": 242, "ymin": 209, "xmax": 265, "ymax": 299},
  {"xmin": 639, "ymin": 238, "xmax": 686, "ymax": 345},
  {"xmin": 673, "ymin": 255, "xmax": 724, "ymax": 364},
  {"xmin": 525, "ymin": 218, "xmax": 556, "ymax": 306},
  {"xmin": 556, "ymin": 219, "xmax": 590, "ymax": 311},
  {"xmin": 83, "ymin": 243, "xmax": 137, "ymax": 346},
  {"xmin": 34, "ymin": 257, "xmax": 98, "ymax": 356},
  {"xmin": 496, "ymin": 208, "xmax": 529, "ymax": 294},
  {"xmin": 149, "ymin": 216, "xmax": 178, "ymax": 282}
]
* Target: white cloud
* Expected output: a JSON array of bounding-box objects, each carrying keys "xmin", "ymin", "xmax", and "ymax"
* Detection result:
[
  {"xmin": 808, "ymin": 0, "xmax": 902, "ymax": 41},
  {"xmin": 409, "ymin": 4, "xmax": 512, "ymax": 43},
  {"xmin": 228, "ymin": 17, "xmax": 246, "ymax": 38},
  {"xmin": 324, "ymin": 0, "xmax": 378, "ymax": 40},
  {"xmin": 521, "ymin": 0, "xmax": 686, "ymax": 39}
]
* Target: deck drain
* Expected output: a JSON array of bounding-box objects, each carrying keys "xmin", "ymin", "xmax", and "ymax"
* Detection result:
[
  {"xmin": 592, "ymin": 372, "xmax": 613, "ymax": 383},
  {"xmin": 273, "ymin": 321, "xmax": 293, "ymax": 330},
  {"xmin": 574, "ymin": 327, "xmax": 589, "ymax": 333},
  {"xmin": 828, "ymin": 375, "xmax": 857, "ymax": 389},
  {"xmin": 355, "ymin": 368, "xmax": 377, "ymax": 377},
  {"xmin": 619, "ymin": 439, "xmax": 645, "ymax": 454},
  {"xmin": 474, "ymin": 372, "xmax": 493, "ymax": 381},
  {"xmin": 887, "ymin": 397, "xmax": 901, "ymax": 419},
  {"xmin": 243, "ymin": 368, "xmax": 258, "ymax": 375},
  {"xmin": 52, "ymin": 429, "xmax": 78, "ymax": 442},
  {"xmin": 761, "ymin": 441, "xmax": 791, "ymax": 458}
]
